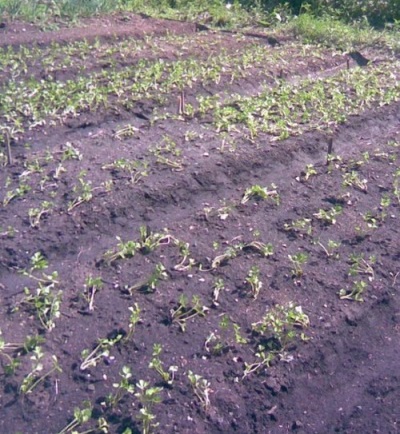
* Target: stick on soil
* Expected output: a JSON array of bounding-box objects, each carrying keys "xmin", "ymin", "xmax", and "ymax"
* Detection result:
[{"xmin": 326, "ymin": 137, "xmax": 333, "ymax": 165}]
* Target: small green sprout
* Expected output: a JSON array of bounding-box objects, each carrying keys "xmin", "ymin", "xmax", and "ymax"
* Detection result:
[
  {"xmin": 188, "ymin": 371, "xmax": 212, "ymax": 411},
  {"xmin": 125, "ymin": 303, "xmax": 141, "ymax": 342},
  {"xmin": 80, "ymin": 334, "xmax": 123, "ymax": 371},
  {"xmin": 241, "ymin": 184, "xmax": 279, "ymax": 204},
  {"xmin": 20, "ymin": 349, "xmax": 62, "ymax": 395},
  {"xmin": 339, "ymin": 280, "xmax": 367, "ymax": 302},
  {"xmin": 107, "ymin": 366, "xmax": 134, "ymax": 408},
  {"xmin": 288, "ymin": 252, "xmax": 308, "ymax": 278},
  {"xmin": 57, "ymin": 401, "xmax": 93, "ymax": 434},
  {"xmin": 149, "ymin": 344, "xmax": 178, "ymax": 385},
  {"xmin": 245, "ymin": 265, "xmax": 263, "ymax": 299},
  {"xmin": 28, "ymin": 201, "xmax": 54, "ymax": 228},
  {"xmin": 170, "ymin": 295, "xmax": 208, "ymax": 332},
  {"xmin": 135, "ymin": 380, "xmax": 162, "ymax": 434},
  {"xmin": 314, "ymin": 205, "xmax": 342, "ymax": 225},
  {"xmin": 83, "ymin": 275, "xmax": 103, "ymax": 311}
]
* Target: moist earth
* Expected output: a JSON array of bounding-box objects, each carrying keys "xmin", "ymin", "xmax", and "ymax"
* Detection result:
[{"xmin": 0, "ymin": 13, "xmax": 399, "ymax": 434}]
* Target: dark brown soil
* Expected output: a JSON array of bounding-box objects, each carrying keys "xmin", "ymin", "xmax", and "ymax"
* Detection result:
[{"xmin": 0, "ymin": 13, "xmax": 399, "ymax": 434}]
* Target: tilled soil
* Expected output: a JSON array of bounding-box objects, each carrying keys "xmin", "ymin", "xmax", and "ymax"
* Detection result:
[{"xmin": 0, "ymin": 13, "xmax": 399, "ymax": 434}]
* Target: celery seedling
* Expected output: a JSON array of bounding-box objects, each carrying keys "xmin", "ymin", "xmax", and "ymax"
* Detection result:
[
  {"xmin": 80, "ymin": 334, "xmax": 123, "ymax": 371},
  {"xmin": 170, "ymin": 295, "xmax": 208, "ymax": 332},
  {"xmin": 135, "ymin": 380, "xmax": 162, "ymax": 434},
  {"xmin": 149, "ymin": 344, "xmax": 178, "ymax": 385},
  {"xmin": 188, "ymin": 371, "xmax": 212, "ymax": 411}
]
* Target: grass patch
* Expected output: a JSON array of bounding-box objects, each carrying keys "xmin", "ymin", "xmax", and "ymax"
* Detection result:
[{"xmin": 287, "ymin": 12, "xmax": 400, "ymax": 51}]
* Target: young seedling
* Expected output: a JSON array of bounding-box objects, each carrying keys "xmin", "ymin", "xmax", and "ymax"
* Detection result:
[
  {"xmin": 314, "ymin": 205, "xmax": 342, "ymax": 225},
  {"xmin": 317, "ymin": 239, "xmax": 341, "ymax": 258},
  {"xmin": 245, "ymin": 266, "xmax": 263, "ymax": 299},
  {"xmin": 19, "ymin": 253, "xmax": 61, "ymax": 331},
  {"xmin": 342, "ymin": 171, "xmax": 368, "ymax": 192},
  {"xmin": 212, "ymin": 278, "xmax": 225, "ymax": 305},
  {"xmin": 348, "ymin": 253, "xmax": 375, "ymax": 281},
  {"xmin": 124, "ymin": 303, "xmax": 141, "ymax": 342},
  {"xmin": 241, "ymin": 184, "xmax": 279, "ymax": 204},
  {"xmin": 300, "ymin": 163, "xmax": 317, "ymax": 181},
  {"xmin": 61, "ymin": 142, "xmax": 82, "ymax": 161},
  {"xmin": 80, "ymin": 334, "xmax": 123, "ymax": 371},
  {"xmin": 28, "ymin": 201, "xmax": 54, "ymax": 228},
  {"xmin": 243, "ymin": 346, "xmax": 275, "ymax": 379},
  {"xmin": 211, "ymin": 245, "xmax": 241, "ymax": 269},
  {"xmin": 135, "ymin": 380, "xmax": 162, "ymax": 434},
  {"xmin": 114, "ymin": 124, "xmax": 139, "ymax": 140},
  {"xmin": 244, "ymin": 241, "xmax": 274, "ymax": 257},
  {"xmin": 68, "ymin": 171, "xmax": 94, "ymax": 211},
  {"xmin": 284, "ymin": 218, "xmax": 313, "ymax": 237},
  {"xmin": 104, "ymin": 237, "xmax": 140, "ymax": 264},
  {"xmin": 102, "ymin": 158, "xmax": 149, "ymax": 184},
  {"xmin": 139, "ymin": 226, "xmax": 165, "ymax": 254},
  {"xmin": 149, "ymin": 344, "xmax": 178, "ymax": 385},
  {"xmin": 3, "ymin": 182, "xmax": 31, "ymax": 206},
  {"xmin": 188, "ymin": 371, "xmax": 212, "ymax": 411},
  {"xmin": 252, "ymin": 303, "xmax": 309, "ymax": 352},
  {"xmin": 126, "ymin": 263, "xmax": 168, "ymax": 294},
  {"xmin": 170, "ymin": 295, "xmax": 208, "ymax": 332},
  {"xmin": 288, "ymin": 252, "xmax": 308, "ymax": 278},
  {"xmin": 174, "ymin": 241, "xmax": 195, "ymax": 271},
  {"xmin": 83, "ymin": 275, "xmax": 103, "ymax": 311},
  {"xmin": 107, "ymin": 366, "xmax": 134, "ymax": 408},
  {"xmin": 339, "ymin": 280, "xmax": 367, "ymax": 302},
  {"xmin": 56, "ymin": 401, "xmax": 93, "ymax": 434},
  {"xmin": 20, "ymin": 348, "xmax": 62, "ymax": 395},
  {"xmin": 378, "ymin": 194, "xmax": 391, "ymax": 222}
]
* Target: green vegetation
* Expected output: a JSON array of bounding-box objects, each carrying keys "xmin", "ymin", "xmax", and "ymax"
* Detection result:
[{"xmin": 0, "ymin": 3, "xmax": 399, "ymax": 433}]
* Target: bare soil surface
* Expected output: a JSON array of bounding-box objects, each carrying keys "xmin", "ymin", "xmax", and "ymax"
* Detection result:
[{"xmin": 0, "ymin": 13, "xmax": 399, "ymax": 434}]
